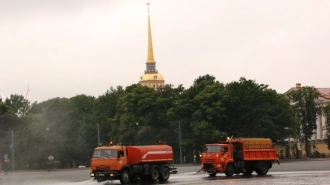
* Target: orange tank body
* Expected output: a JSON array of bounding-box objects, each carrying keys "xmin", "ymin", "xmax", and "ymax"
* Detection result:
[
  {"xmin": 90, "ymin": 143, "xmax": 177, "ymax": 183},
  {"xmin": 126, "ymin": 145, "xmax": 173, "ymax": 165}
]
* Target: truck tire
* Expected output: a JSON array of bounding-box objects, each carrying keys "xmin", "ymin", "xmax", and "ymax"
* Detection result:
[
  {"xmin": 159, "ymin": 166, "xmax": 170, "ymax": 181},
  {"xmin": 256, "ymin": 162, "xmax": 269, "ymax": 175},
  {"xmin": 208, "ymin": 172, "xmax": 217, "ymax": 177},
  {"xmin": 225, "ymin": 163, "xmax": 234, "ymax": 177},
  {"xmin": 120, "ymin": 170, "xmax": 130, "ymax": 184},
  {"xmin": 133, "ymin": 174, "xmax": 142, "ymax": 183},
  {"xmin": 97, "ymin": 177, "xmax": 103, "ymax": 182},
  {"xmin": 243, "ymin": 168, "xmax": 253, "ymax": 175},
  {"xmin": 149, "ymin": 166, "xmax": 159, "ymax": 181}
]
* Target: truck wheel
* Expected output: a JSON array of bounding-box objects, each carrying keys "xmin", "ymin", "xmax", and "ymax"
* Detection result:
[
  {"xmin": 208, "ymin": 172, "xmax": 217, "ymax": 177},
  {"xmin": 159, "ymin": 166, "xmax": 170, "ymax": 181},
  {"xmin": 225, "ymin": 164, "xmax": 234, "ymax": 177},
  {"xmin": 149, "ymin": 166, "xmax": 159, "ymax": 181},
  {"xmin": 120, "ymin": 170, "xmax": 130, "ymax": 184},
  {"xmin": 243, "ymin": 168, "xmax": 253, "ymax": 175},
  {"xmin": 256, "ymin": 162, "xmax": 269, "ymax": 175},
  {"xmin": 97, "ymin": 177, "xmax": 103, "ymax": 182},
  {"xmin": 133, "ymin": 174, "xmax": 142, "ymax": 183}
]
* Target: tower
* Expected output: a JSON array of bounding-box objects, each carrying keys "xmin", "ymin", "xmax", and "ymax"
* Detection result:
[{"xmin": 139, "ymin": 2, "xmax": 165, "ymax": 89}]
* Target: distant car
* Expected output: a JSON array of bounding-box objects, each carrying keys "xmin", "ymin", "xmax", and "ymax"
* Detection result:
[{"xmin": 78, "ymin": 165, "xmax": 86, "ymax": 168}]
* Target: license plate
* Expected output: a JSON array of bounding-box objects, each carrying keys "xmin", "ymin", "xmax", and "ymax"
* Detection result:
[{"xmin": 98, "ymin": 174, "xmax": 105, "ymax": 176}]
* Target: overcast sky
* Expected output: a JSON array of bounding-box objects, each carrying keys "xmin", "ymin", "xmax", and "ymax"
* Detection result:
[{"xmin": 1, "ymin": 0, "xmax": 330, "ymax": 103}]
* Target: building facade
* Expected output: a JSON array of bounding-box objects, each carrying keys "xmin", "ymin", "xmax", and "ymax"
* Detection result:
[{"xmin": 139, "ymin": 3, "xmax": 165, "ymax": 89}]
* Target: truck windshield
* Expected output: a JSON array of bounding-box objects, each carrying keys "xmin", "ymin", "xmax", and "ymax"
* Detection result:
[
  {"xmin": 93, "ymin": 149, "xmax": 117, "ymax": 158},
  {"xmin": 204, "ymin": 145, "xmax": 221, "ymax": 152}
]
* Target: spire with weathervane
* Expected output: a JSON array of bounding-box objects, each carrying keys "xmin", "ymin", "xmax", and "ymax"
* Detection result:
[
  {"xmin": 146, "ymin": 2, "xmax": 156, "ymax": 70},
  {"xmin": 139, "ymin": 2, "xmax": 165, "ymax": 89}
]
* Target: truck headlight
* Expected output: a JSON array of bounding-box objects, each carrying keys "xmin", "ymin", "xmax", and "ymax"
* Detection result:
[{"xmin": 90, "ymin": 173, "xmax": 95, "ymax": 177}]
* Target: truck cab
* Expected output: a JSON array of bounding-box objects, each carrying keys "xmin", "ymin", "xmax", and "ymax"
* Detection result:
[
  {"xmin": 90, "ymin": 145, "xmax": 127, "ymax": 182},
  {"xmin": 201, "ymin": 143, "xmax": 234, "ymax": 176}
]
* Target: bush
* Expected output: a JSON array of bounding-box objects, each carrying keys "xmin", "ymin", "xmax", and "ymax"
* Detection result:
[
  {"xmin": 51, "ymin": 160, "xmax": 61, "ymax": 169},
  {"xmin": 32, "ymin": 162, "xmax": 43, "ymax": 170}
]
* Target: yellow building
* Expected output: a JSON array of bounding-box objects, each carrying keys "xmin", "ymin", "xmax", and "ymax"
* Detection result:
[{"xmin": 139, "ymin": 3, "xmax": 165, "ymax": 89}]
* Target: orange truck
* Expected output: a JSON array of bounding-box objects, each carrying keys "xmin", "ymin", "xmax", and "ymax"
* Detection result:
[
  {"xmin": 199, "ymin": 137, "xmax": 280, "ymax": 176},
  {"xmin": 90, "ymin": 142, "xmax": 177, "ymax": 184}
]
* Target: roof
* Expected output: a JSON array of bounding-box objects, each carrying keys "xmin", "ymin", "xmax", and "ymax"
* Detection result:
[
  {"xmin": 284, "ymin": 83, "xmax": 330, "ymax": 100},
  {"xmin": 95, "ymin": 145, "xmax": 124, "ymax": 150},
  {"xmin": 316, "ymin": 88, "xmax": 330, "ymax": 99}
]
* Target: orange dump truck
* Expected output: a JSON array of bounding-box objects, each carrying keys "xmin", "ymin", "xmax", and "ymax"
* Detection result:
[
  {"xmin": 90, "ymin": 142, "xmax": 177, "ymax": 184},
  {"xmin": 199, "ymin": 138, "xmax": 280, "ymax": 176}
]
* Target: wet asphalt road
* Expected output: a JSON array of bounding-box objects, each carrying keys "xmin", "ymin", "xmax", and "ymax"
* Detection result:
[{"xmin": 1, "ymin": 159, "xmax": 330, "ymax": 185}]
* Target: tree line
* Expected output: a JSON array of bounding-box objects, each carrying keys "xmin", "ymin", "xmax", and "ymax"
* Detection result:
[{"xmin": 1, "ymin": 75, "xmax": 329, "ymax": 170}]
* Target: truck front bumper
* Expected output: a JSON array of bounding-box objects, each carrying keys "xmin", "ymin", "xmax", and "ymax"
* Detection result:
[
  {"xmin": 90, "ymin": 170, "xmax": 118, "ymax": 180},
  {"xmin": 201, "ymin": 163, "xmax": 224, "ymax": 173}
]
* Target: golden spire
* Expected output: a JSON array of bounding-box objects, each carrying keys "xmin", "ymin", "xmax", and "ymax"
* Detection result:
[{"xmin": 146, "ymin": 2, "xmax": 155, "ymax": 63}]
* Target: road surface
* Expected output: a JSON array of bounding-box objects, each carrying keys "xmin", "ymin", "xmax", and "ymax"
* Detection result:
[{"xmin": 1, "ymin": 159, "xmax": 330, "ymax": 185}]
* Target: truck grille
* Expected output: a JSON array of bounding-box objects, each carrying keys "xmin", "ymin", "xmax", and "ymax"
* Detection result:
[
  {"xmin": 204, "ymin": 159, "xmax": 216, "ymax": 163},
  {"xmin": 96, "ymin": 165, "xmax": 110, "ymax": 170},
  {"xmin": 203, "ymin": 163, "xmax": 214, "ymax": 169}
]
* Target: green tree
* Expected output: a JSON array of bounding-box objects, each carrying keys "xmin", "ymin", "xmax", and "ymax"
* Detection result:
[
  {"xmin": 287, "ymin": 86, "xmax": 322, "ymax": 157},
  {"xmin": 95, "ymin": 86, "xmax": 124, "ymax": 145},
  {"xmin": 0, "ymin": 96, "xmax": 21, "ymax": 155},
  {"xmin": 156, "ymin": 84, "xmax": 184, "ymax": 145},
  {"xmin": 225, "ymin": 77, "xmax": 298, "ymax": 143},
  {"xmin": 4, "ymin": 94, "xmax": 30, "ymax": 115},
  {"xmin": 111, "ymin": 84, "xmax": 160, "ymax": 145},
  {"xmin": 14, "ymin": 113, "xmax": 45, "ymax": 169},
  {"xmin": 61, "ymin": 94, "xmax": 96, "ymax": 167},
  {"xmin": 177, "ymin": 75, "xmax": 228, "ymax": 163}
]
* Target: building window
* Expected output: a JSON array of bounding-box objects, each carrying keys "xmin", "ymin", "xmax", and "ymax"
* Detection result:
[{"xmin": 153, "ymin": 75, "xmax": 157, "ymax": 80}]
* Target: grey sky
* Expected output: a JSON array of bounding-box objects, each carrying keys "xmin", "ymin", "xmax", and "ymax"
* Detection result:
[{"xmin": 1, "ymin": 0, "xmax": 330, "ymax": 103}]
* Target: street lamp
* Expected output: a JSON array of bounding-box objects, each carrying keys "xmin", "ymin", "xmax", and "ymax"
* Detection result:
[
  {"xmin": 97, "ymin": 124, "xmax": 100, "ymax": 146},
  {"xmin": 11, "ymin": 130, "xmax": 14, "ymax": 171},
  {"xmin": 45, "ymin": 128, "xmax": 54, "ymax": 171},
  {"xmin": 48, "ymin": 155, "xmax": 54, "ymax": 172},
  {"xmin": 135, "ymin": 123, "xmax": 139, "ymax": 145}
]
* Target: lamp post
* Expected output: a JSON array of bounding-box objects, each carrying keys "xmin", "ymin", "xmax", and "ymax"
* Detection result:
[
  {"xmin": 179, "ymin": 121, "xmax": 182, "ymax": 164},
  {"xmin": 48, "ymin": 155, "xmax": 54, "ymax": 171},
  {"xmin": 97, "ymin": 124, "xmax": 100, "ymax": 146},
  {"xmin": 11, "ymin": 130, "xmax": 14, "ymax": 171},
  {"xmin": 135, "ymin": 123, "xmax": 139, "ymax": 145}
]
